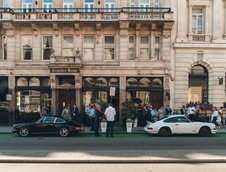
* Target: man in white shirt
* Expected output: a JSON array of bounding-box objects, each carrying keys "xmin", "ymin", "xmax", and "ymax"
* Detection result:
[{"xmin": 104, "ymin": 104, "xmax": 116, "ymax": 137}]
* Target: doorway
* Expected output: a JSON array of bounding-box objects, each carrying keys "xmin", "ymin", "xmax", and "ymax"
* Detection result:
[
  {"xmin": 58, "ymin": 89, "xmax": 75, "ymax": 115},
  {"xmin": 189, "ymin": 65, "xmax": 208, "ymax": 103}
]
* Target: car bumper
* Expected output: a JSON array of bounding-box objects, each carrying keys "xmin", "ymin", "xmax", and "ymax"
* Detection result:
[
  {"xmin": 12, "ymin": 128, "xmax": 18, "ymax": 134},
  {"xmin": 144, "ymin": 126, "xmax": 158, "ymax": 134}
]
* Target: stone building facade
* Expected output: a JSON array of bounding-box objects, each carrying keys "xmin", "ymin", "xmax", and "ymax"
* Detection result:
[{"xmin": 1, "ymin": 0, "xmax": 226, "ymax": 119}]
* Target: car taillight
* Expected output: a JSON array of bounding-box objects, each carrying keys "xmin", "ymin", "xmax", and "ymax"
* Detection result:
[{"xmin": 147, "ymin": 127, "xmax": 153, "ymax": 130}]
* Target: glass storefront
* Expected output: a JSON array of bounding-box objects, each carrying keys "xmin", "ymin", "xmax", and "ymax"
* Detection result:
[
  {"xmin": 126, "ymin": 77, "xmax": 163, "ymax": 109},
  {"xmin": 82, "ymin": 77, "xmax": 119, "ymax": 107},
  {"xmin": 16, "ymin": 77, "xmax": 51, "ymax": 113}
]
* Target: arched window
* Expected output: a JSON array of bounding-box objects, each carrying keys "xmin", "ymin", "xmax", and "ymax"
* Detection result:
[
  {"xmin": 83, "ymin": 78, "xmax": 94, "ymax": 87},
  {"xmin": 96, "ymin": 78, "xmax": 107, "ymax": 87},
  {"xmin": 109, "ymin": 78, "xmax": 119, "ymax": 87},
  {"xmin": 139, "ymin": 78, "xmax": 150, "ymax": 87},
  {"xmin": 42, "ymin": 78, "xmax": 50, "ymax": 86},
  {"xmin": 17, "ymin": 78, "xmax": 28, "ymax": 87},
  {"xmin": 152, "ymin": 78, "xmax": 162, "ymax": 87},
  {"xmin": 127, "ymin": 78, "xmax": 138, "ymax": 87},
  {"xmin": 29, "ymin": 77, "xmax": 40, "ymax": 86}
]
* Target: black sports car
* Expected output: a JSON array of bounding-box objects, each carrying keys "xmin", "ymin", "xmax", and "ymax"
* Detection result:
[{"xmin": 12, "ymin": 116, "xmax": 84, "ymax": 137}]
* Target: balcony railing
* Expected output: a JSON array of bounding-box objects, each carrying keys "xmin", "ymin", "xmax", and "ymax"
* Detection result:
[{"xmin": 0, "ymin": 7, "xmax": 172, "ymax": 21}]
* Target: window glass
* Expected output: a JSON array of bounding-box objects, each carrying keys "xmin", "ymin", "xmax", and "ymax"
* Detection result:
[
  {"xmin": 29, "ymin": 78, "xmax": 40, "ymax": 86},
  {"xmin": 43, "ymin": 36, "xmax": 52, "ymax": 60},
  {"xmin": 83, "ymin": 78, "xmax": 95, "ymax": 87},
  {"xmin": 104, "ymin": 36, "xmax": 115, "ymax": 60},
  {"xmin": 63, "ymin": 36, "xmax": 73, "ymax": 56},
  {"xmin": 96, "ymin": 78, "xmax": 108, "ymax": 87},
  {"xmin": 140, "ymin": 36, "xmax": 149, "ymax": 60},
  {"xmin": 139, "ymin": 78, "xmax": 150, "ymax": 87},
  {"xmin": 192, "ymin": 8, "xmax": 204, "ymax": 34},
  {"xmin": 43, "ymin": 116, "xmax": 55, "ymax": 123},
  {"xmin": 155, "ymin": 36, "xmax": 161, "ymax": 60},
  {"xmin": 55, "ymin": 118, "xmax": 66, "ymax": 123},
  {"xmin": 127, "ymin": 78, "xmax": 138, "ymax": 87},
  {"xmin": 3, "ymin": 0, "xmax": 9, "ymax": 7},
  {"xmin": 22, "ymin": 36, "xmax": 32, "ymax": 60},
  {"xmin": 17, "ymin": 78, "xmax": 28, "ymax": 87},
  {"xmin": 42, "ymin": 78, "xmax": 50, "ymax": 87},
  {"xmin": 109, "ymin": 78, "xmax": 119, "ymax": 87},
  {"xmin": 83, "ymin": 36, "xmax": 94, "ymax": 61},
  {"xmin": 129, "ymin": 36, "xmax": 135, "ymax": 60}
]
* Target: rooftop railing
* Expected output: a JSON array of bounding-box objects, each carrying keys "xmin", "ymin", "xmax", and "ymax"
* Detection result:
[{"xmin": 0, "ymin": 7, "xmax": 172, "ymax": 21}]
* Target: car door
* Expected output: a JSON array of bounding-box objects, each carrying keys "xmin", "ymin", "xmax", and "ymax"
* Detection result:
[
  {"xmin": 173, "ymin": 116, "xmax": 196, "ymax": 134},
  {"xmin": 42, "ymin": 116, "xmax": 58, "ymax": 133}
]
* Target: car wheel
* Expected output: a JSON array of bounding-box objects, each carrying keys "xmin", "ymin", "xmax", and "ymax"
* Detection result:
[
  {"xmin": 59, "ymin": 127, "xmax": 69, "ymax": 137},
  {"xmin": 199, "ymin": 127, "xmax": 211, "ymax": 137},
  {"xmin": 158, "ymin": 127, "xmax": 171, "ymax": 137},
  {"xmin": 19, "ymin": 127, "xmax": 29, "ymax": 137}
]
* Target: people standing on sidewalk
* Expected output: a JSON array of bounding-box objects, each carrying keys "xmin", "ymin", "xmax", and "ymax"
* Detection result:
[
  {"xmin": 187, "ymin": 105, "xmax": 196, "ymax": 121},
  {"xmin": 89, "ymin": 104, "xmax": 96, "ymax": 131},
  {"xmin": 61, "ymin": 104, "xmax": 71, "ymax": 122},
  {"xmin": 104, "ymin": 103, "xmax": 116, "ymax": 137},
  {"xmin": 94, "ymin": 104, "xmax": 103, "ymax": 137},
  {"xmin": 71, "ymin": 104, "xmax": 80, "ymax": 123},
  {"xmin": 165, "ymin": 105, "xmax": 172, "ymax": 116},
  {"xmin": 85, "ymin": 104, "xmax": 92, "ymax": 127}
]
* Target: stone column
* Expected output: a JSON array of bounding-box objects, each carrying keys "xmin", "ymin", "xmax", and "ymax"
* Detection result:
[
  {"xmin": 213, "ymin": 0, "xmax": 223, "ymax": 41},
  {"xmin": 50, "ymin": 75, "xmax": 57, "ymax": 115},
  {"xmin": 119, "ymin": 76, "xmax": 127, "ymax": 122},
  {"xmin": 8, "ymin": 76, "xmax": 15, "ymax": 112},
  {"xmin": 135, "ymin": 24, "xmax": 140, "ymax": 60},
  {"xmin": 176, "ymin": 0, "xmax": 188, "ymax": 42},
  {"xmin": 224, "ymin": 0, "xmax": 226, "ymax": 38},
  {"xmin": 75, "ymin": 75, "xmax": 82, "ymax": 110},
  {"xmin": 119, "ymin": 21, "xmax": 129, "ymax": 61}
]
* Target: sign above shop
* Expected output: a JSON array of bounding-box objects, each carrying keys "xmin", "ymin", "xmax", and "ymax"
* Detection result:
[
  {"xmin": 50, "ymin": 68, "xmax": 80, "ymax": 73},
  {"xmin": 110, "ymin": 87, "xmax": 116, "ymax": 96}
]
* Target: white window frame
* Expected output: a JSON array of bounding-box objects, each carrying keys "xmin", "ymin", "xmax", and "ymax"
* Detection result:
[
  {"xmin": 154, "ymin": 36, "xmax": 161, "ymax": 60},
  {"xmin": 43, "ymin": 0, "xmax": 53, "ymax": 12},
  {"xmin": 192, "ymin": 8, "xmax": 205, "ymax": 34},
  {"xmin": 84, "ymin": 0, "xmax": 95, "ymax": 12},
  {"xmin": 83, "ymin": 35, "xmax": 95, "ymax": 61},
  {"xmin": 63, "ymin": 0, "xmax": 74, "ymax": 12},
  {"xmin": 104, "ymin": 36, "xmax": 115, "ymax": 61},
  {"xmin": 62, "ymin": 35, "xmax": 73, "ymax": 56},
  {"xmin": 105, "ymin": 0, "xmax": 116, "ymax": 12},
  {"xmin": 21, "ymin": 35, "xmax": 33, "ymax": 61},
  {"xmin": 140, "ymin": 36, "xmax": 149, "ymax": 60},
  {"xmin": 139, "ymin": 0, "xmax": 150, "ymax": 11},
  {"xmin": 129, "ymin": 36, "xmax": 136, "ymax": 60},
  {"xmin": 42, "ymin": 36, "xmax": 53, "ymax": 60},
  {"xmin": 3, "ymin": 0, "xmax": 9, "ymax": 8},
  {"xmin": 22, "ymin": 0, "xmax": 32, "ymax": 12}
]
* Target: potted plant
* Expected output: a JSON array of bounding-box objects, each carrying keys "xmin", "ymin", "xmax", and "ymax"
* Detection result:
[
  {"xmin": 121, "ymin": 100, "xmax": 134, "ymax": 133},
  {"xmin": 92, "ymin": 98, "xmax": 108, "ymax": 133}
]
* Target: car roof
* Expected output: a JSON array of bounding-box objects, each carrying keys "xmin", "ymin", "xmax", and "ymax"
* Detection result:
[{"xmin": 167, "ymin": 114, "xmax": 186, "ymax": 117}]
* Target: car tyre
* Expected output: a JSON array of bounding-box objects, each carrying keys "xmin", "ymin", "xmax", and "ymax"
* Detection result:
[
  {"xmin": 59, "ymin": 127, "xmax": 69, "ymax": 137},
  {"xmin": 19, "ymin": 127, "xmax": 29, "ymax": 137},
  {"xmin": 158, "ymin": 127, "xmax": 171, "ymax": 137},
  {"xmin": 199, "ymin": 127, "xmax": 211, "ymax": 137}
]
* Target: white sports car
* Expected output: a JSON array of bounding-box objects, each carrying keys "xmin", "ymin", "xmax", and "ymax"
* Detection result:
[{"xmin": 144, "ymin": 114, "xmax": 217, "ymax": 137}]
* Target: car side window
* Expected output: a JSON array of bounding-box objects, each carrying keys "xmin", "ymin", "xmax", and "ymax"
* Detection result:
[
  {"xmin": 43, "ymin": 117, "xmax": 55, "ymax": 124},
  {"xmin": 174, "ymin": 117, "xmax": 190, "ymax": 123},
  {"xmin": 163, "ymin": 117, "xmax": 175, "ymax": 123},
  {"xmin": 55, "ymin": 118, "xmax": 65, "ymax": 123}
]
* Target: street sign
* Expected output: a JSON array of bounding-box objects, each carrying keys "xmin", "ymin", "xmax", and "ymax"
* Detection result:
[{"xmin": 109, "ymin": 87, "xmax": 116, "ymax": 96}]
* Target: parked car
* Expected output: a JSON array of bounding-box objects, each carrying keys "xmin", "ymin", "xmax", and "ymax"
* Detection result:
[
  {"xmin": 144, "ymin": 114, "xmax": 217, "ymax": 137},
  {"xmin": 12, "ymin": 116, "xmax": 84, "ymax": 137}
]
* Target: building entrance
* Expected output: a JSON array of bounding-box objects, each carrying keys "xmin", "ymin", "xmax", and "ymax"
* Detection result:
[
  {"xmin": 189, "ymin": 65, "xmax": 208, "ymax": 103},
  {"xmin": 58, "ymin": 89, "xmax": 75, "ymax": 115}
]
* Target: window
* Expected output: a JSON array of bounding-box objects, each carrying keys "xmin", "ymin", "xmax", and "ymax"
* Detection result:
[
  {"xmin": 63, "ymin": 36, "xmax": 73, "ymax": 56},
  {"xmin": 3, "ymin": 43, "xmax": 7, "ymax": 60},
  {"xmin": 129, "ymin": 36, "xmax": 135, "ymax": 60},
  {"xmin": 23, "ymin": 0, "xmax": 32, "ymax": 12},
  {"xmin": 105, "ymin": 0, "xmax": 115, "ymax": 12},
  {"xmin": 43, "ymin": 36, "xmax": 52, "ymax": 60},
  {"xmin": 22, "ymin": 35, "xmax": 32, "ymax": 60},
  {"xmin": 140, "ymin": 0, "xmax": 150, "ymax": 11},
  {"xmin": 155, "ymin": 36, "xmax": 161, "ymax": 60},
  {"xmin": 192, "ymin": 9, "xmax": 204, "ymax": 34},
  {"xmin": 84, "ymin": 0, "xmax": 94, "ymax": 12},
  {"xmin": 104, "ymin": 36, "xmax": 115, "ymax": 60},
  {"xmin": 43, "ymin": 0, "xmax": 53, "ymax": 12},
  {"xmin": 83, "ymin": 36, "xmax": 94, "ymax": 61},
  {"xmin": 3, "ymin": 0, "xmax": 9, "ymax": 7},
  {"xmin": 43, "ymin": 116, "xmax": 55, "ymax": 123},
  {"xmin": 130, "ymin": 0, "xmax": 135, "ymax": 11},
  {"xmin": 63, "ymin": 0, "xmax": 74, "ymax": 12},
  {"xmin": 140, "ymin": 36, "xmax": 149, "ymax": 60}
]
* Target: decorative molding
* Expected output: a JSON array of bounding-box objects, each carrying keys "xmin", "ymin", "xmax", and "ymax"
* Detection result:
[
  {"xmin": 197, "ymin": 50, "xmax": 204, "ymax": 62},
  {"xmin": 95, "ymin": 23, "xmax": 102, "ymax": 43},
  {"xmin": 31, "ymin": 23, "xmax": 38, "ymax": 36},
  {"xmin": 52, "ymin": 23, "xmax": 59, "ymax": 37},
  {"xmin": 74, "ymin": 23, "xmax": 80, "ymax": 37},
  {"xmin": 136, "ymin": 23, "xmax": 141, "ymax": 31}
]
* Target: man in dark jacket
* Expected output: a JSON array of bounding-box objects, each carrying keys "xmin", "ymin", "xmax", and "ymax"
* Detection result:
[
  {"xmin": 94, "ymin": 104, "xmax": 102, "ymax": 137},
  {"xmin": 71, "ymin": 104, "xmax": 80, "ymax": 123}
]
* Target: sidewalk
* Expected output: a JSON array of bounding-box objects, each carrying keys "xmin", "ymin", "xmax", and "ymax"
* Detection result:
[{"xmin": 1, "ymin": 125, "xmax": 226, "ymax": 134}]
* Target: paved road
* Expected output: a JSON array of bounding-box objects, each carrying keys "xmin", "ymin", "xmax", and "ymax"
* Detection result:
[{"xmin": 0, "ymin": 135, "xmax": 226, "ymax": 163}]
